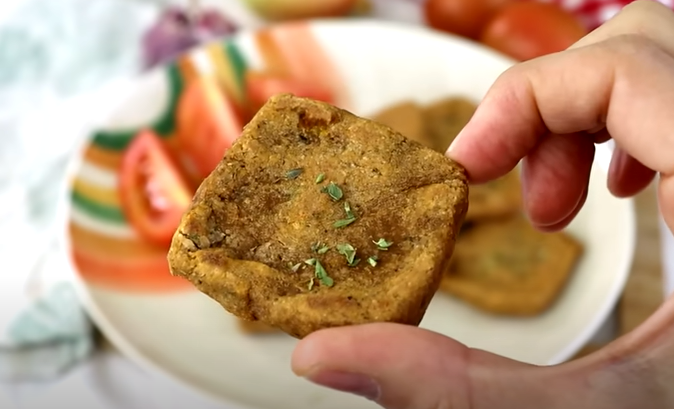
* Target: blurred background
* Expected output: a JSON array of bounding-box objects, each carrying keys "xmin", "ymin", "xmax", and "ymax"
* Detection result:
[{"xmin": 0, "ymin": 0, "xmax": 671, "ymax": 408}]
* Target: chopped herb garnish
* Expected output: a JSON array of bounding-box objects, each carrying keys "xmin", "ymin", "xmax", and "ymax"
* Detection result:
[
  {"xmin": 367, "ymin": 256, "xmax": 379, "ymax": 267},
  {"xmin": 322, "ymin": 182, "xmax": 343, "ymax": 201},
  {"xmin": 286, "ymin": 168, "xmax": 303, "ymax": 180},
  {"xmin": 314, "ymin": 259, "xmax": 334, "ymax": 287},
  {"xmin": 291, "ymin": 263, "xmax": 302, "ymax": 272},
  {"xmin": 308, "ymin": 277, "xmax": 315, "ymax": 290},
  {"xmin": 373, "ymin": 238, "xmax": 393, "ymax": 250},
  {"xmin": 349, "ymin": 258, "xmax": 361, "ymax": 267},
  {"xmin": 305, "ymin": 258, "xmax": 317, "ymax": 266},
  {"xmin": 333, "ymin": 217, "xmax": 357, "ymax": 228},
  {"xmin": 337, "ymin": 244, "xmax": 359, "ymax": 266},
  {"xmin": 344, "ymin": 201, "xmax": 356, "ymax": 219},
  {"xmin": 333, "ymin": 201, "xmax": 357, "ymax": 228},
  {"xmin": 311, "ymin": 242, "xmax": 330, "ymax": 254},
  {"xmin": 315, "ymin": 173, "xmax": 326, "ymax": 184}
]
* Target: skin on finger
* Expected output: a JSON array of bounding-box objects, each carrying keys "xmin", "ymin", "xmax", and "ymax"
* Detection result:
[
  {"xmin": 590, "ymin": 128, "xmax": 612, "ymax": 144},
  {"xmin": 521, "ymin": 132, "xmax": 594, "ymax": 227},
  {"xmin": 292, "ymin": 323, "xmax": 556, "ymax": 409},
  {"xmin": 292, "ymin": 323, "xmax": 667, "ymax": 409},
  {"xmin": 448, "ymin": 0, "xmax": 674, "ymax": 183},
  {"xmin": 449, "ymin": 35, "xmax": 674, "ymax": 180},
  {"xmin": 447, "ymin": 35, "xmax": 674, "ymax": 227},
  {"xmin": 607, "ymin": 146, "xmax": 656, "ymax": 197},
  {"xmin": 570, "ymin": 0, "xmax": 674, "ymax": 53},
  {"xmin": 535, "ymin": 185, "xmax": 588, "ymax": 232}
]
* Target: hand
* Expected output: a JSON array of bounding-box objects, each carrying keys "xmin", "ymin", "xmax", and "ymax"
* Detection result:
[{"xmin": 290, "ymin": 2, "xmax": 674, "ymax": 408}]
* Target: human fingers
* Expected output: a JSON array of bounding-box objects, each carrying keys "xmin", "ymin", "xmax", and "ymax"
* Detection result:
[
  {"xmin": 607, "ymin": 146, "xmax": 657, "ymax": 198},
  {"xmin": 447, "ymin": 35, "xmax": 674, "ymax": 227},
  {"xmin": 520, "ymin": 132, "xmax": 594, "ymax": 229},
  {"xmin": 291, "ymin": 322, "xmax": 663, "ymax": 409}
]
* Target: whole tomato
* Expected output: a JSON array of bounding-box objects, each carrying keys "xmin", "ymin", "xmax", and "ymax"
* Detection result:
[
  {"xmin": 480, "ymin": 2, "xmax": 587, "ymax": 61},
  {"xmin": 424, "ymin": 0, "xmax": 513, "ymax": 39}
]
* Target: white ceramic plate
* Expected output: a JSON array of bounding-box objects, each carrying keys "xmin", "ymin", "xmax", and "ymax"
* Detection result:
[{"xmin": 62, "ymin": 20, "xmax": 636, "ymax": 409}]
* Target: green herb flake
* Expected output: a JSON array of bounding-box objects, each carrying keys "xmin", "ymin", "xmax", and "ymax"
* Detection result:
[
  {"xmin": 291, "ymin": 263, "xmax": 302, "ymax": 272},
  {"xmin": 344, "ymin": 201, "xmax": 356, "ymax": 219},
  {"xmin": 322, "ymin": 182, "xmax": 343, "ymax": 201},
  {"xmin": 337, "ymin": 243, "xmax": 359, "ymax": 266},
  {"xmin": 349, "ymin": 258, "xmax": 361, "ymax": 267},
  {"xmin": 286, "ymin": 168, "xmax": 304, "ymax": 180},
  {"xmin": 315, "ymin": 173, "xmax": 326, "ymax": 184},
  {"xmin": 305, "ymin": 258, "xmax": 317, "ymax": 266},
  {"xmin": 314, "ymin": 259, "xmax": 334, "ymax": 287},
  {"xmin": 308, "ymin": 277, "xmax": 315, "ymax": 290},
  {"xmin": 373, "ymin": 238, "xmax": 393, "ymax": 250},
  {"xmin": 367, "ymin": 256, "xmax": 379, "ymax": 267},
  {"xmin": 311, "ymin": 242, "xmax": 330, "ymax": 254},
  {"xmin": 333, "ymin": 217, "xmax": 357, "ymax": 228}
]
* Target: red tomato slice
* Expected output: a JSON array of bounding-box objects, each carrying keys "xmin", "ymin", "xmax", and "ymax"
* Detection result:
[
  {"xmin": 119, "ymin": 130, "xmax": 193, "ymax": 246},
  {"xmin": 245, "ymin": 71, "xmax": 335, "ymax": 113},
  {"xmin": 424, "ymin": 0, "xmax": 513, "ymax": 39},
  {"xmin": 480, "ymin": 2, "xmax": 587, "ymax": 61},
  {"xmin": 176, "ymin": 77, "xmax": 243, "ymax": 180}
]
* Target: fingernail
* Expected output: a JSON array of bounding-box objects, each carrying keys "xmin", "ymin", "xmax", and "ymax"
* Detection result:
[
  {"xmin": 305, "ymin": 370, "xmax": 380, "ymax": 401},
  {"xmin": 446, "ymin": 128, "xmax": 466, "ymax": 156},
  {"xmin": 608, "ymin": 147, "xmax": 626, "ymax": 180}
]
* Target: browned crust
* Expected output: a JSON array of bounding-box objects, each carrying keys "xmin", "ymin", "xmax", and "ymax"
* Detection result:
[
  {"xmin": 423, "ymin": 97, "xmax": 477, "ymax": 153},
  {"xmin": 370, "ymin": 101, "xmax": 434, "ymax": 148},
  {"xmin": 466, "ymin": 170, "xmax": 523, "ymax": 222},
  {"xmin": 440, "ymin": 217, "xmax": 583, "ymax": 315},
  {"xmin": 237, "ymin": 319, "xmax": 280, "ymax": 335},
  {"xmin": 168, "ymin": 94, "xmax": 469, "ymax": 338}
]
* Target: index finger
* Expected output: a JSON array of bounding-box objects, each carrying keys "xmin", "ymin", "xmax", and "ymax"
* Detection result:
[{"xmin": 447, "ymin": 1, "xmax": 674, "ymax": 183}]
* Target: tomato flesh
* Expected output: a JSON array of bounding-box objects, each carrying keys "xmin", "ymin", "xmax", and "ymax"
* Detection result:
[
  {"xmin": 424, "ymin": 0, "xmax": 513, "ymax": 39},
  {"xmin": 176, "ymin": 77, "xmax": 243, "ymax": 180},
  {"xmin": 119, "ymin": 130, "xmax": 192, "ymax": 246},
  {"xmin": 480, "ymin": 2, "xmax": 587, "ymax": 61},
  {"xmin": 245, "ymin": 71, "xmax": 335, "ymax": 113}
]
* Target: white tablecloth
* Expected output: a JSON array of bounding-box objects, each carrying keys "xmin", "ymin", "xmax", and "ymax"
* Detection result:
[{"xmin": 0, "ymin": 344, "xmax": 231, "ymax": 409}]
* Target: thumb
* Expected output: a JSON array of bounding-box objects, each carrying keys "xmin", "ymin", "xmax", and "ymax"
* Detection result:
[{"xmin": 291, "ymin": 323, "xmax": 635, "ymax": 409}]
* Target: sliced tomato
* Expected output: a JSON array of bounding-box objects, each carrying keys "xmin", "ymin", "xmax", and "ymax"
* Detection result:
[
  {"xmin": 119, "ymin": 130, "xmax": 193, "ymax": 247},
  {"xmin": 245, "ymin": 71, "xmax": 335, "ymax": 113},
  {"xmin": 176, "ymin": 76, "xmax": 243, "ymax": 180},
  {"xmin": 480, "ymin": 2, "xmax": 587, "ymax": 61},
  {"xmin": 424, "ymin": 0, "xmax": 513, "ymax": 39}
]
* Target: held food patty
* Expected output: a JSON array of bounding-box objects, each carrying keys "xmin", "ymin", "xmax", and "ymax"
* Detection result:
[{"xmin": 167, "ymin": 94, "xmax": 469, "ymax": 339}]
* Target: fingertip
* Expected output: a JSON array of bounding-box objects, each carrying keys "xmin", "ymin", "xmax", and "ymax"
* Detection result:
[
  {"xmin": 521, "ymin": 133, "xmax": 594, "ymax": 227},
  {"xmin": 530, "ymin": 186, "xmax": 588, "ymax": 232},
  {"xmin": 291, "ymin": 329, "xmax": 332, "ymax": 376},
  {"xmin": 607, "ymin": 148, "xmax": 656, "ymax": 198}
]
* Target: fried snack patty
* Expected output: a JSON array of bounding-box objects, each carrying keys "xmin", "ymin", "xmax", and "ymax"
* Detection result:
[
  {"xmin": 466, "ymin": 170, "xmax": 523, "ymax": 222},
  {"xmin": 168, "ymin": 94, "xmax": 469, "ymax": 339},
  {"xmin": 370, "ymin": 101, "xmax": 434, "ymax": 148},
  {"xmin": 423, "ymin": 97, "xmax": 477, "ymax": 152},
  {"xmin": 237, "ymin": 319, "xmax": 279, "ymax": 335},
  {"xmin": 440, "ymin": 217, "xmax": 583, "ymax": 315}
]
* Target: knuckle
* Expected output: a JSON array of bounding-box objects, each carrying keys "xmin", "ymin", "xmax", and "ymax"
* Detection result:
[{"xmin": 602, "ymin": 34, "xmax": 672, "ymax": 66}]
